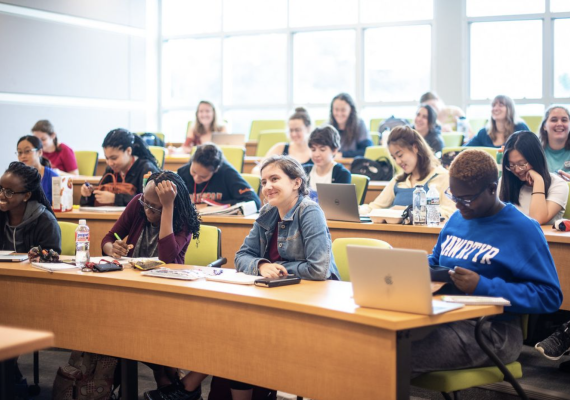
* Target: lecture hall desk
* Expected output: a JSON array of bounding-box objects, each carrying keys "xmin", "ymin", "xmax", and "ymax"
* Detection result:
[
  {"xmin": 54, "ymin": 210, "xmax": 570, "ymax": 310},
  {"xmin": 0, "ymin": 262, "xmax": 501, "ymax": 400}
]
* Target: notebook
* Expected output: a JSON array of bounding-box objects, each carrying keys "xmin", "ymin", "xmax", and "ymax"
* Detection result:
[
  {"xmin": 316, "ymin": 183, "xmax": 371, "ymax": 223},
  {"xmin": 346, "ymin": 246, "xmax": 464, "ymax": 315},
  {"xmin": 0, "ymin": 254, "xmax": 29, "ymax": 262},
  {"xmin": 79, "ymin": 206, "xmax": 126, "ymax": 213},
  {"xmin": 211, "ymin": 133, "xmax": 246, "ymax": 147},
  {"xmin": 31, "ymin": 262, "xmax": 78, "ymax": 272}
]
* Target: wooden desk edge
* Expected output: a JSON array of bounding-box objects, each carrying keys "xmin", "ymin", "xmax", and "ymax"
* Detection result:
[{"xmin": 0, "ymin": 326, "xmax": 54, "ymax": 361}]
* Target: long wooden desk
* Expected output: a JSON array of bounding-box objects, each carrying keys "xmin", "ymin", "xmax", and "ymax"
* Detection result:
[
  {"xmin": 0, "ymin": 263, "xmax": 501, "ymax": 399},
  {"xmin": 54, "ymin": 210, "xmax": 570, "ymax": 310}
]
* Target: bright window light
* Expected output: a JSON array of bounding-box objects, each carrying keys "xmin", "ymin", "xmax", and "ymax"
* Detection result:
[
  {"xmin": 467, "ymin": 0, "xmax": 544, "ymax": 17},
  {"xmin": 360, "ymin": 0, "xmax": 432, "ymax": 23},
  {"xmin": 554, "ymin": 19, "xmax": 570, "ymax": 98},
  {"xmin": 161, "ymin": 0, "xmax": 221, "ymax": 36},
  {"xmin": 289, "ymin": 0, "xmax": 358, "ymax": 27},
  {"xmin": 223, "ymin": 0, "xmax": 286, "ymax": 31}
]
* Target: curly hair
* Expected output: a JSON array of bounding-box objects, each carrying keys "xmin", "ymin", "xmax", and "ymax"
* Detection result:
[
  {"xmin": 449, "ymin": 149, "xmax": 498, "ymax": 188},
  {"xmin": 260, "ymin": 155, "xmax": 309, "ymax": 196},
  {"xmin": 145, "ymin": 170, "xmax": 200, "ymax": 241}
]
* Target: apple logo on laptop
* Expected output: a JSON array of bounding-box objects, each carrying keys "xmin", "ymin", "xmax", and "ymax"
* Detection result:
[
  {"xmin": 334, "ymin": 198, "xmax": 340, "ymax": 206},
  {"xmin": 384, "ymin": 275, "xmax": 393, "ymax": 285}
]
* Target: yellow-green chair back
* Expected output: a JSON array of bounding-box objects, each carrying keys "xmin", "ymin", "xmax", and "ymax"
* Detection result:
[
  {"xmin": 184, "ymin": 225, "xmax": 222, "ymax": 266},
  {"xmin": 241, "ymin": 173, "xmax": 261, "ymax": 196},
  {"xmin": 75, "ymin": 151, "xmax": 99, "ymax": 176},
  {"xmin": 441, "ymin": 146, "xmax": 464, "ymax": 156},
  {"xmin": 332, "ymin": 238, "xmax": 392, "ymax": 282},
  {"xmin": 314, "ymin": 119, "xmax": 327, "ymax": 127},
  {"xmin": 364, "ymin": 146, "xmax": 401, "ymax": 174},
  {"xmin": 220, "ymin": 145, "xmax": 245, "ymax": 172},
  {"xmin": 370, "ymin": 118, "xmax": 384, "ymax": 133},
  {"xmin": 58, "ymin": 221, "xmax": 78, "ymax": 256},
  {"xmin": 564, "ymin": 182, "xmax": 570, "ymax": 219},
  {"xmin": 476, "ymin": 147, "xmax": 499, "ymax": 160},
  {"xmin": 256, "ymin": 131, "xmax": 288, "ymax": 157},
  {"xmin": 249, "ymin": 120, "xmax": 287, "ymax": 141},
  {"xmin": 149, "ymin": 146, "xmax": 166, "ymax": 169},
  {"xmin": 443, "ymin": 146, "xmax": 498, "ymax": 160},
  {"xmin": 370, "ymin": 132, "xmax": 380, "ymax": 146},
  {"xmin": 442, "ymin": 132, "xmax": 464, "ymax": 148},
  {"xmin": 351, "ymin": 174, "xmax": 370, "ymax": 205},
  {"xmin": 520, "ymin": 115, "xmax": 542, "ymax": 133},
  {"xmin": 469, "ymin": 118, "xmax": 487, "ymax": 133}
]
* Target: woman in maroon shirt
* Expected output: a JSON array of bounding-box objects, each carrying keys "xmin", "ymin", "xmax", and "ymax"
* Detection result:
[{"xmin": 31, "ymin": 119, "xmax": 79, "ymax": 175}]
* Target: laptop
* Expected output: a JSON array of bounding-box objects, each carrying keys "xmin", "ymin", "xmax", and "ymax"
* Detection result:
[
  {"xmin": 211, "ymin": 133, "xmax": 246, "ymax": 147},
  {"xmin": 316, "ymin": 183, "xmax": 371, "ymax": 223},
  {"xmin": 0, "ymin": 253, "xmax": 29, "ymax": 262},
  {"xmin": 346, "ymin": 246, "xmax": 464, "ymax": 315}
]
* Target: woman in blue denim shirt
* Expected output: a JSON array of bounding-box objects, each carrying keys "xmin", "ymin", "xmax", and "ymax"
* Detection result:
[{"xmin": 235, "ymin": 155, "xmax": 339, "ymax": 280}]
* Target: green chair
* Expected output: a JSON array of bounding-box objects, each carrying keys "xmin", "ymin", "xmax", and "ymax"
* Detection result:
[
  {"xmin": 149, "ymin": 146, "xmax": 166, "ymax": 169},
  {"xmin": 469, "ymin": 118, "xmax": 487, "ymax": 133},
  {"xmin": 351, "ymin": 174, "xmax": 370, "ymax": 205},
  {"xmin": 520, "ymin": 115, "xmax": 542, "ymax": 133},
  {"xmin": 314, "ymin": 119, "xmax": 327, "ymax": 127},
  {"xmin": 563, "ymin": 182, "xmax": 570, "ymax": 219},
  {"xmin": 332, "ymin": 238, "xmax": 392, "ymax": 282},
  {"xmin": 412, "ymin": 315, "xmax": 529, "ymax": 400},
  {"xmin": 441, "ymin": 147, "xmax": 464, "ymax": 156},
  {"xmin": 442, "ymin": 132, "xmax": 464, "ymax": 148},
  {"xmin": 242, "ymin": 173, "xmax": 261, "ymax": 196},
  {"xmin": 74, "ymin": 151, "xmax": 99, "ymax": 176},
  {"xmin": 256, "ymin": 131, "xmax": 288, "ymax": 157},
  {"xmin": 364, "ymin": 146, "xmax": 400, "ymax": 174},
  {"xmin": 220, "ymin": 146, "xmax": 245, "ymax": 172},
  {"xmin": 58, "ymin": 221, "xmax": 79, "ymax": 256},
  {"xmin": 443, "ymin": 146, "xmax": 498, "ymax": 161},
  {"xmin": 184, "ymin": 225, "xmax": 222, "ymax": 266},
  {"xmin": 249, "ymin": 120, "xmax": 287, "ymax": 141},
  {"xmin": 370, "ymin": 118, "xmax": 384, "ymax": 133},
  {"xmin": 370, "ymin": 132, "xmax": 380, "ymax": 146}
]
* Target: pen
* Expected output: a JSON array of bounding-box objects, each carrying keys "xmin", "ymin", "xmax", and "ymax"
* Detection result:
[{"xmin": 114, "ymin": 233, "xmax": 122, "ymax": 241}]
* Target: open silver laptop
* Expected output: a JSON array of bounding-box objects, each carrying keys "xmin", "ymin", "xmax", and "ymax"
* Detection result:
[
  {"xmin": 347, "ymin": 246, "xmax": 464, "ymax": 315},
  {"xmin": 317, "ymin": 183, "xmax": 371, "ymax": 223},
  {"xmin": 211, "ymin": 133, "xmax": 245, "ymax": 147}
]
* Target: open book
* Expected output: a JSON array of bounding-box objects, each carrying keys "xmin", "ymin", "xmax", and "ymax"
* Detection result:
[{"xmin": 198, "ymin": 201, "xmax": 257, "ymax": 217}]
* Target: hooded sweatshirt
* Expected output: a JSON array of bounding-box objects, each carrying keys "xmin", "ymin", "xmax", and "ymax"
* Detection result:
[{"xmin": 1, "ymin": 201, "xmax": 61, "ymax": 254}]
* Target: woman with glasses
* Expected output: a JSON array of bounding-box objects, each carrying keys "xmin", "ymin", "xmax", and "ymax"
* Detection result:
[
  {"xmin": 80, "ymin": 128, "xmax": 160, "ymax": 207},
  {"xmin": 499, "ymin": 130, "xmax": 568, "ymax": 225},
  {"xmin": 31, "ymin": 119, "xmax": 79, "ymax": 175},
  {"xmin": 412, "ymin": 149, "xmax": 562, "ymax": 377},
  {"xmin": 538, "ymin": 105, "xmax": 570, "ymax": 174},
  {"xmin": 466, "ymin": 94, "xmax": 528, "ymax": 148},
  {"xmin": 16, "ymin": 135, "xmax": 59, "ymax": 205},
  {"xmin": 359, "ymin": 126, "xmax": 455, "ymax": 220}
]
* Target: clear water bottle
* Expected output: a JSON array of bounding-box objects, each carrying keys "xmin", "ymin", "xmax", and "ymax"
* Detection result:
[
  {"xmin": 75, "ymin": 219, "xmax": 90, "ymax": 268},
  {"xmin": 413, "ymin": 185, "xmax": 427, "ymax": 226},
  {"xmin": 457, "ymin": 116, "xmax": 468, "ymax": 143},
  {"xmin": 426, "ymin": 185, "xmax": 440, "ymax": 226}
]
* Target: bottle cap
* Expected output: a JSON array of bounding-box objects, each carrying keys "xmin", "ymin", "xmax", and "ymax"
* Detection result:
[{"xmin": 79, "ymin": 219, "xmax": 86, "ymax": 225}]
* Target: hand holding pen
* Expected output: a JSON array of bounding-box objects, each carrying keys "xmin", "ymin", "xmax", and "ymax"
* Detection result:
[{"xmin": 111, "ymin": 233, "xmax": 134, "ymax": 259}]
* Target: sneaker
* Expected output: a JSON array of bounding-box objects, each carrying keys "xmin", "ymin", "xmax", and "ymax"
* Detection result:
[
  {"xmin": 144, "ymin": 380, "xmax": 202, "ymax": 400},
  {"xmin": 535, "ymin": 321, "xmax": 570, "ymax": 360}
]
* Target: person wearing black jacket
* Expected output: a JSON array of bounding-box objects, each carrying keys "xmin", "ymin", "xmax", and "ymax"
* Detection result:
[
  {"xmin": 80, "ymin": 128, "xmax": 160, "ymax": 206},
  {"xmin": 177, "ymin": 143, "xmax": 261, "ymax": 210}
]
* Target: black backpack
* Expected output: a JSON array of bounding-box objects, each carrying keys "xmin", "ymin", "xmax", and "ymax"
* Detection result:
[
  {"xmin": 350, "ymin": 156, "xmax": 394, "ymax": 181},
  {"xmin": 139, "ymin": 132, "xmax": 165, "ymax": 147}
]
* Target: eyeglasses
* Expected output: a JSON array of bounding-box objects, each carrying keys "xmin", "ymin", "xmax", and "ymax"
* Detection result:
[
  {"xmin": 0, "ymin": 186, "xmax": 29, "ymax": 199},
  {"xmin": 15, "ymin": 149, "xmax": 38, "ymax": 157},
  {"xmin": 505, "ymin": 162, "xmax": 529, "ymax": 172},
  {"xmin": 444, "ymin": 186, "xmax": 488, "ymax": 207},
  {"xmin": 138, "ymin": 197, "xmax": 162, "ymax": 214}
]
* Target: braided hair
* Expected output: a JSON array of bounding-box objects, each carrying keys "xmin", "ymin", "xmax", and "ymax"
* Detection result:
[
  {"xmin": 102, "ymin": 128, "xmax": 159, "ymax": 167},
  {"xmin": 146, "ymin": 170, "xmax": 200, "ymax": 240},
  {"xmin": 2, "ymin": 162, "xmax": 54, "ymax": 215}
]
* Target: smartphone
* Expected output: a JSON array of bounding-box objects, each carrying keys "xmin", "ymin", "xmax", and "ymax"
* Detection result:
[
  {"xmin": 254, "ymin": 274, "xmax": 301, "ymax": 288},
  {"xmin": 558, "ymin": 170, "xmax": 570, "ymax": 182},
  {"xmin": 429, "ymin": 265, "xmax": 453, "ymax": 283}
]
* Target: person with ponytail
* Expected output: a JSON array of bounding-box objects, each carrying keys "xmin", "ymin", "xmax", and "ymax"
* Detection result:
[
  {"xmin": 0, "ymin": 161, "xmax": 61, "ymax": 253},
  {"xmin": 17, "ymin": 135, "xmax": 59, "ymax": 205},
  {"xmin": 31, "ymin": 119, "xmax": 79, "ymax": 175},
  {"xmin": 80, "ymin": 128, "xmax": 160, "ymax": 207}
]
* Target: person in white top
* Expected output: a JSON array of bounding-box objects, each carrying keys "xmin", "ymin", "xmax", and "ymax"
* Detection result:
[{"xmin": 499, "ymin": 130, "xmax": 568, "ymax": 225}]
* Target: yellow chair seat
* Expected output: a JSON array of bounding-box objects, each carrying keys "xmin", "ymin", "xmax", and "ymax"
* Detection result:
[
  {"xmin": 75, "ymin": 151, "xmax": 99, "ymax": 176},
  {"xmin": 351, "ymin": 174, "xmax": 370, "ymax": 205},
  {"xmin": 442, "ymin": 132, "xmax": 464, "ymax": 148},
  {"xmin": 249, "ymin": 120, "xmax": 287, "ymax": 141},
  {"xmin": 370, "ymin": 118, "xmax": 384, "ymax": 133},
  {"xmin": 58, "ymin": 221, "xmax": 79, "ymax": 256},
  {"xmin": 149, "ymin": 146, "xmax": 166, "ymax": 169},
  {"xmin": 241, "ymin": 173, "xmax": 261, "ymax": 196},
  {"xmin": 184, "ymin": 225, "xmax": 222, "ymax": 267},
  {"xmin": 256, "ymin": 131, "xmax": 288, "ymax": 157},
  {"xmin": 363, "ymin": 146, "xmax": 401, "ymax": 174},
  {"xmin": 332, "ymin": 238, "xmax": 391, "ymax": 282}
]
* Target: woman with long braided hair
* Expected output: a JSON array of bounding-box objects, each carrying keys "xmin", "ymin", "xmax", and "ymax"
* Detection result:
[{"xmin": 0, "ymin": 161, "xmax": 61, "ymax": 253}]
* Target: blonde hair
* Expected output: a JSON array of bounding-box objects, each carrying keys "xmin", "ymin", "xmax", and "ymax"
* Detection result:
[{"xmin": 487, "ymin": 95, "xmax": 517, "ymax": 143}]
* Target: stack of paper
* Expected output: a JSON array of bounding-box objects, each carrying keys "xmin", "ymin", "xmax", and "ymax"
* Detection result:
[{"xmin": 31, "ymin": 262, "xmax": 78, "ymax": 272}]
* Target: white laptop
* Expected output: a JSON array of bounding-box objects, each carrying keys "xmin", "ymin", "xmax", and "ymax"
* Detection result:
[
  {"xmin": 347, "ymin": 246, "xmax": 464, "ymax": 315},
  {"xmin": 211, "ymin": 133, "xmax": 246, "ymax": 147},
  {"xmin": 316, "ymin": 183, "xmax": 371, "ymax": 223}
]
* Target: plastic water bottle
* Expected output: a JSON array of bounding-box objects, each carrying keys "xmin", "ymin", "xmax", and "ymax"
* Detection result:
[
  {"xmin": 413, "ymin": 185, "xmax": 427, "ymax": 226},
  {"xmin": 75, "ymin": 219, "xmax": 90, "ymax": 268},
  {"xmin": 457, "ymin": 116, "xmax": 468, "ymax": 143},
  {"xmin": 426, "ymin": 186, "xmax": 441, "ymax": 226}
]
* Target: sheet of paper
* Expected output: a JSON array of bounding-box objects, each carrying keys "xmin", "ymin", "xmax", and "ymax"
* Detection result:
[{"xmin": 0, "ymin": 251, "xmax": 15, "ymax": 256}]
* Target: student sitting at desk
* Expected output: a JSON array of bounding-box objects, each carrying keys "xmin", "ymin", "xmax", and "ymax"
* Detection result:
[
  {"xmin": 359, "ymin": 126, "xmax": 454, "ymax": 219},
  {"xmin": 31, "ymin": 119, "xmax": 79, "ymax": 175},
  {"xmin": 328, "ymin": 92, "xmax": 372, "ymax": 158},
  {"xmin": 80, "ymin": 128, "xmax": 160, "ymax": 207},
  {"xmin": 499, "ymin": 130, "xmax": 568, "ymax": 225},
  {"xmin": 177, "ymin": 143, "xmax": 261, "ymax": 210},
  {"xmin": 412, "ymin": 149, "xmax": 562, "ymax": 377},
  {"xmin": 538, "ymin": 105, "xmax": 570, "ymax": 174},
  {"xmin": 303, "ymin": 125, "xmax": 351, "ymax": 201},
  {"xmin": 413, "ymin": 104, "xmax": 444, "ymax": 156},
  {"xmin": 17, "ymin": 135, "xmax": 59, "ymax": 206}
]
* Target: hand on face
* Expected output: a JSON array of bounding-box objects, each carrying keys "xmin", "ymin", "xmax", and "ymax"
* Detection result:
[
  {"xmin": 525, "ymin": 169, "xmax": 542, "ymax": 186},
  {"xmin": 155, "ymin": 180, "xmax": 177, "ymax": 208},
  {"xmin": 93, "ymin": 190, "xmax": 115, "ymax": 204},
  {"xmin": 449, "ymin": 266, "xmax": 480, "ymax": 294},
  {"xmin": 259, "ymin": 262, "xmax": 288, "ymax": 278}
]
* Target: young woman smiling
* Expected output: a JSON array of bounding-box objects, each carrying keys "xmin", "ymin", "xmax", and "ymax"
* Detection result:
[
  {"xmin": 17, "ymin": 135, "xmax": 59, "ymax": 205},
  {"xmin": 328, "ymin": 92, "xmax": 372, "ymax": 157},
  {"xmin": 359, "ymin": 126, "xmax": 454, "ymax": 219},
  {"xmin": 538, "ymin": 105, "xmax": 570, "ymax": 174},
  {"xmin": 413, "ymin": 104, "xmax": 444, "ymax": 156},
  {"xmin": 31, "ymin": 119, "xmax": 79, "ymax": 175}
]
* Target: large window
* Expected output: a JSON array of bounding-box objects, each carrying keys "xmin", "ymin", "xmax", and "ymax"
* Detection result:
[{"xmin": 160, "ymin": 0, "xmax": 434, "ymax": 139}]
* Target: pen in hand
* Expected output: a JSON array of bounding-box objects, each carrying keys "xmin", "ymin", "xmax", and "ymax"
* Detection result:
[{"xmin": 114, "ymin": 233, "xmax": 134, "ymax": 250}]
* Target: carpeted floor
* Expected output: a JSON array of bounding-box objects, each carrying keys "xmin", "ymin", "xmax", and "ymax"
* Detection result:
[{"xmin": 15, "ymin": 345, "xmax": 570, "ymax": 399}]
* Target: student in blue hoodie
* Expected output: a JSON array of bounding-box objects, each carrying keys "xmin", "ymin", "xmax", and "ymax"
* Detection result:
[{"xmin": 412, "ymin": 149, "xmax": 563, "ymax": 377}]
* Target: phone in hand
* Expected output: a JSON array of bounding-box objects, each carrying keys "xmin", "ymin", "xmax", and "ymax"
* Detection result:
[
  {"xmin": 254, "ymin": 274, "xmax": 301, "ymax": 288},
  {"xmin": 558, "ymin": 170, "xmax": 570, "ymax": 182}
]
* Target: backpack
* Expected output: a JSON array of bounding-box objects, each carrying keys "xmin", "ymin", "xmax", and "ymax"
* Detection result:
[
  {"xmin": 377, "ymin": 116, "xmax": 411, "ymax": 136},
  {"xmin": 350, "ymin": 156, "xmax": 394, "ymax": 181},
  {"xmin": 441, "ymin": 150, "xmax": 463, "ymax": 169},
  {"xmin": 52, "ymin": 351, "xmax": 118, "ymax": 400},
  {"xmin": 139, "ymin": 133, "xmax": 165, "ymax": 147}
]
